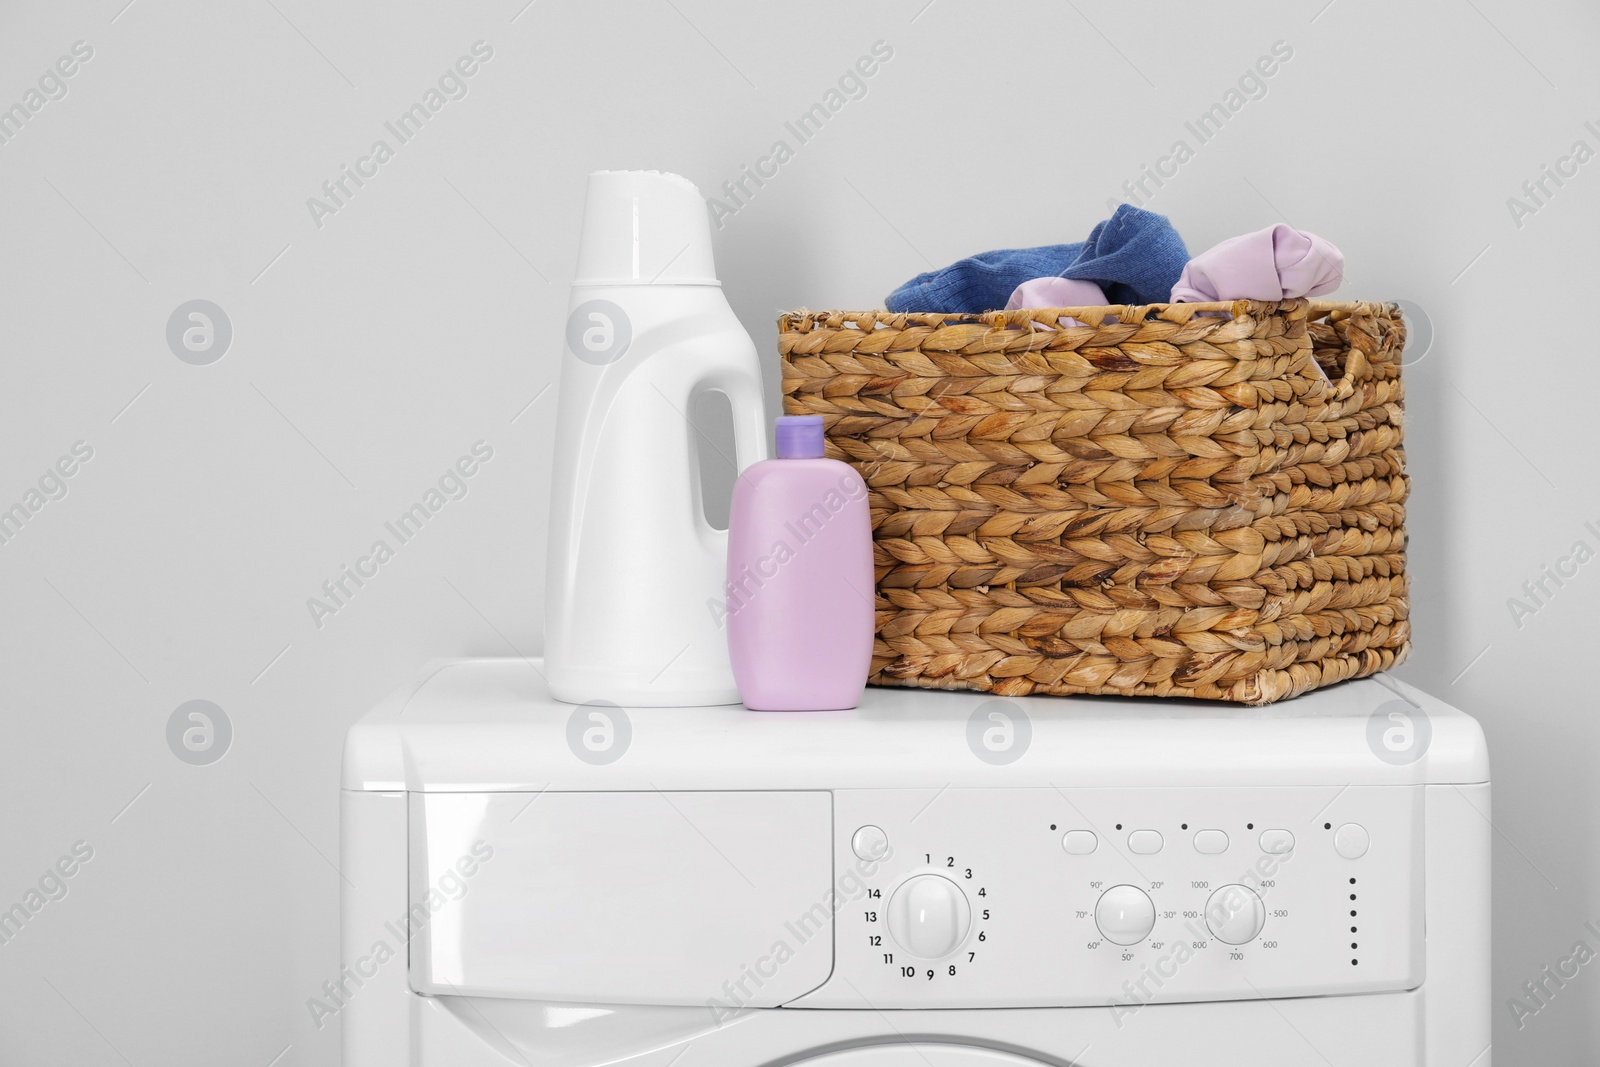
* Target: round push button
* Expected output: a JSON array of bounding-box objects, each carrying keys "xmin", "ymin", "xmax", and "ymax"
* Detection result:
[
  {"xmin": 1128, "ymin": 830, "xmax": 1163, "ymax": 855},
  {"xmin": 1062, "ymin": 830, "xmax": 1098, "ymax": 855},
  {"xmin": 1334, "ymin": 822, "xmax": 1370, "ymax": 859},
  {"xmin": 1258, "ymin": 829, "xmax": 1294, "ymax": 854},
  {"xmin": 1194, "ymin": 829, "xmax": 1229, "ymax": 854},
  {"xmin": 851, "ymin": 825, "xmax": 889, "ymax": 861}
]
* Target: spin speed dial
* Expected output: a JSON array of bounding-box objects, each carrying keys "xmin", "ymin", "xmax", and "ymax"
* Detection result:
[{"xmin": 1204, "ymin": 884, "xmax": 1266, "ymax": 945}]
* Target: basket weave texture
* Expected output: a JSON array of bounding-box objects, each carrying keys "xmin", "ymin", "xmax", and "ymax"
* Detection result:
[{"xmin": 778, "ymin": 299, "xmax": 1408, "ymax": 705}]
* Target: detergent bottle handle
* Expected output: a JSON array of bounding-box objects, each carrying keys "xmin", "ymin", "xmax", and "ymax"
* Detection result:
[{"xmin": 686, "ymin": 332, "xmax": 769, "ymax": 551}]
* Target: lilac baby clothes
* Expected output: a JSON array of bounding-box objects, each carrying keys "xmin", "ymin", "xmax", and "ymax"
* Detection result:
[
  {"xmin": 1004, "ymin": 277, "xmax": 1109, "ymax": 327},
  {"xmin": 1170, "ymin": 224, "xmax": 1344, "ymax": 303}
]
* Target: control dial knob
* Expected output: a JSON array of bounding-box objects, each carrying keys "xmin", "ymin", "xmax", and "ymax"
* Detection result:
[
  {"xmin": 1094, "ymin": 885, "xmax": 1156, "ymax": 946},
  {"xmin": 887, "ymin": 875, "xmax": 972, "ymax": 959},
  {"xmin": 1205, "ymin": 884, "xmax": 1266, "ymax": 944}
]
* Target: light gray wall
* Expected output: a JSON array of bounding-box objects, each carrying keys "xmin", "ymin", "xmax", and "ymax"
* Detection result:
[{"xmin": 0, "ymin": 0, "xmax": 1594, "ymax": 1062}]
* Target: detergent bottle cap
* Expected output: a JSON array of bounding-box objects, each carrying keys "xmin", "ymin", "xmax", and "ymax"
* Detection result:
[{"xmin": 572, "ymin": 170, "xmax": 719, "ymax": 286}]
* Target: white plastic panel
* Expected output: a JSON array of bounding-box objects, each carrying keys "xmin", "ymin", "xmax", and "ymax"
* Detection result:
[
  {"xmin": 408, "ymin": 790, "xmax": 833, "ymax": 1005},
  {"xmin": 341, "ymin": 791, "xmax": 409, "ymax": 1067},
  {"xmin": 415, "ymin": 992, "xmax": 1430, "ymax": 1067},
  {"xmin": 797, "ymin": 785, "xmax": 1423, "ymax": 1008}
]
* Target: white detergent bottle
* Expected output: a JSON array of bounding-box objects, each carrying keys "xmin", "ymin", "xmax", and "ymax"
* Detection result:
[{"xmin": 544, "ymin": 170, "xmax": 768, "ymax": 706}]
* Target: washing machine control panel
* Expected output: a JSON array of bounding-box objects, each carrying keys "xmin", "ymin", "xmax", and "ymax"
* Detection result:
[{"xmin": 790, "ymin": 785, "xmax": 1423, "ymax": 1009}]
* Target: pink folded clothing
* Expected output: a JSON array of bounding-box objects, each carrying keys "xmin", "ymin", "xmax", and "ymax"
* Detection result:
[
  {"xmin": 1170, "ymin": 224, "xmax": 1343, "ymax": 303},
  {"xmin": 1004, "ymin": 277, "xmax": 1109, "ymax": 327}
]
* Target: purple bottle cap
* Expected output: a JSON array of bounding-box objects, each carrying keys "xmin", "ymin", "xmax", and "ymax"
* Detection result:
[{"xmin": 775, "ymin": 415, "xmax": 825, "ymax": 459}]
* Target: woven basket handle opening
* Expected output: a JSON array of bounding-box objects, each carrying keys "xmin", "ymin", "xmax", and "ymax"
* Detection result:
[{"xmin": 1307, "ymin": 300, "xmax": 1405, "ymax": 389}]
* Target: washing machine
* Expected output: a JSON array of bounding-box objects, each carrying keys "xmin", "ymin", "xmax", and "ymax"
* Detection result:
[{"xmin": 340, "ymin": 659, "xmax": 1490, "ymax": 1067}]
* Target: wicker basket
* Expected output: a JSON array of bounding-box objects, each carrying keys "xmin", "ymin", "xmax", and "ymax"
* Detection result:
[{"xmin": 778, "ymin": 299, "xmax": 1407, "ymax": 705}]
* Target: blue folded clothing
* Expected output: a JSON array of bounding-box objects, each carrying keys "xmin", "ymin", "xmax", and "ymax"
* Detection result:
[{"xmin": 885, "ymin": 205, "xmax": 1190, "ymax": 314}]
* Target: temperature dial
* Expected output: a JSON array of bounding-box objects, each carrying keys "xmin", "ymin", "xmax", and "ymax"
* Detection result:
[
  {"xmin": 1205, "ymin": 884, "xmax": 1266, "ymax": 945},
  {"xmin": 887, "ymin": 875, "xmax": 971, "ymax": 959},
  {"xmin": 1095, "ymin": 885, "xmax": 1155, "ymax": 946}
]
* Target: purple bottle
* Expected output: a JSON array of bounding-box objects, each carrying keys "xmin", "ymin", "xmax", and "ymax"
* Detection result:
[{"xmin": 725, "ymin": 416, "xmax": 874, "ymax": 711}]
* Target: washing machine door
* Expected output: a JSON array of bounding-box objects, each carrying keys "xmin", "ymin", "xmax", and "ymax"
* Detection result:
[{"xmin": 791, "ymin": 1045, "xmax": 1060, "ymax": 1067}]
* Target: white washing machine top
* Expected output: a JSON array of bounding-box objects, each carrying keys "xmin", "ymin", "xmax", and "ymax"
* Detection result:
[
  {"xmin": 344, "ymin": 658, "xmax": 1486, "ymax": 792},
  {"xmin": 340, "ymin": 659, "xmax": 1491, "ymax": 1067}
]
